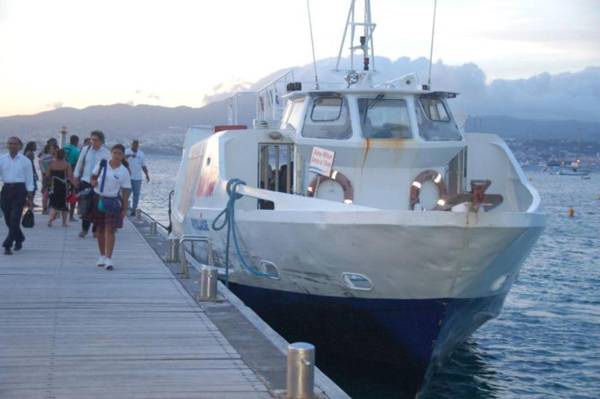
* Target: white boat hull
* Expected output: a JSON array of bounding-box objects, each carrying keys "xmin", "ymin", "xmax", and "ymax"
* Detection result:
[{"xmin": 179, "ymin": 207, "xmax": 543, "ymax": 385}]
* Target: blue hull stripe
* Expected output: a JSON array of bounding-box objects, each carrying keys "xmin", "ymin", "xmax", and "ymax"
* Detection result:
[{"xmin": 228, "ymin": 283, "xmax": 506, "ymax": 380}]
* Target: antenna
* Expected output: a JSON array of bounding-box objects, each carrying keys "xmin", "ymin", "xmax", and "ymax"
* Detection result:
[
  {"xmin": 335, "ymin": 0, "xmax": 376, "ymax": 73},
  {"xmin": 306, "ymin": 0, "xmax": 320, "ymax": 89},
  {"xmin": 427, "ymin": 0, "xmax": 438, "ymax": 88}
]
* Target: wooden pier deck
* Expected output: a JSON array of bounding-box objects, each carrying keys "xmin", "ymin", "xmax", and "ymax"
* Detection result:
[{"xmin": 0, "ymin": 214, "xmax": 275, "ymax": 399}]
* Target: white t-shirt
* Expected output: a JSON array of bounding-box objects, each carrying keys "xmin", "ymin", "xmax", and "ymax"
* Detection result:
[
  {"xmin": 125, "ymin": 148, "xmax": 146, "ymax": 180},
  {"xmin": 92, "ymin": 161, "xmax": 132, "ymax": 197}
]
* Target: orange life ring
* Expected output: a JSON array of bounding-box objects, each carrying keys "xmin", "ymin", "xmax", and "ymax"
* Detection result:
[
  {"xmin": 307, "ymin": 170, "xmax": 354, "ymax": 204},
  {"xmin": 409, "ymin": 170, "xmax": 447, "ymax": 210}
]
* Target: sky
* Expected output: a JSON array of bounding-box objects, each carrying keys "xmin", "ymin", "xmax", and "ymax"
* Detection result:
[{"xmin": 0, "ymin": 0, "xmax": 599, "ymax": 117}]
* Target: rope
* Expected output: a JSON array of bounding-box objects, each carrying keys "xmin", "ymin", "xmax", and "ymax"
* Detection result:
[{"xmin": 212, "ymin": 179, "xmax": 273, "ymax": 284}]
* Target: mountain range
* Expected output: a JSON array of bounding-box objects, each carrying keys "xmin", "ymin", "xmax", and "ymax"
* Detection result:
[{"xmin": 1, "ymin": 56, "xmax": 598, "ymax": 152}]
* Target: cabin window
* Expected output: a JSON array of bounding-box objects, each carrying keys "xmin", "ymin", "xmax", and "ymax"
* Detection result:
[
  {"xmin": 302, "ymin": 95, "xmax": 352, "ymax": 140},
  {"xmin": 358, "ymin": 97, "xmax": 412, "ymax": 139},
  {"xmin": 416, "ymin": 96, "xmax": 462, "ymax": 141},
  {"xmin": 258, "ymin": 143, "xmax": 294, "ymax": 209},
  {"xmin": 420, "ymin": 97, "xmax": 451, "ymax": 121},
  {"xmin": 280, "ymin": 98, "xmax": 305, "ymax": 131}
]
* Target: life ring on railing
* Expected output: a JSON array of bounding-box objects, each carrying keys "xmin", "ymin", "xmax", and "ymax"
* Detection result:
[
  {"xmin": 409, "ymin": 170, "xmax": 447, "ymax": 210},
  {"xmin": 307, "ymin": 170, "xmax": 354, "ymax": 204}
]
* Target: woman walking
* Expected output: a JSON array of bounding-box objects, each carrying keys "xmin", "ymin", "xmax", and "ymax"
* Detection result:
[
  {"xmin": 23, "ymin": 141, "xmax": 39, "ymax": 204},
  {"xmin": 89, "ymin": 144, "xmax": 131, "ymax": 270},
  {"xmin": 39, "ymin": 143, "xmax": 57, "ymax": 214},
  {"xmin": 47, "ymin": 149, "xmax": 75, "ymax": 227}
]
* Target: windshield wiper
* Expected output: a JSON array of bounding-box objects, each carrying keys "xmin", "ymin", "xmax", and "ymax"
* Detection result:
[
  {"xmin": 363, "ymin": 94, "xmax": 385, "ymax": 124},
  {"xmin": 367, "ymin": 94, "xmax": 385, "ymax": 110}
]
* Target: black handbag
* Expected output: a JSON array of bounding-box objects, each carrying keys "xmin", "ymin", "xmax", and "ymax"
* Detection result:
[{"xmin": 21, "ymin": 209, "xmax": 34, "ymax": 228}]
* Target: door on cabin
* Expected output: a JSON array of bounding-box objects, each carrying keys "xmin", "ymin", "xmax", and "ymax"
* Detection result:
[{"xmin": 257, "ymin": 143, "xmax": 294, "ymax": 209}]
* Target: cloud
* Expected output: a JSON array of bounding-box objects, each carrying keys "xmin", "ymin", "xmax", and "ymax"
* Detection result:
[
  {"xmin": 253, "ymin": 56, "xmax": 600, "ymax": 123},
  {"xmin": 46, "ymin": 101, "xmax": 64, "ymax": 110}
]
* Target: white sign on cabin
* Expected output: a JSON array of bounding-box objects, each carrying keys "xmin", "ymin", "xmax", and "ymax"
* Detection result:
[{"xmin": 309, "ymin": 147, "xmax": 335, "ymax": 177}]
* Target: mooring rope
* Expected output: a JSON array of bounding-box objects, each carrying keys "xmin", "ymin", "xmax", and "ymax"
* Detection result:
[{"xmin": 212, "ymin": 179, "xmax": 273, "ymax": 284}]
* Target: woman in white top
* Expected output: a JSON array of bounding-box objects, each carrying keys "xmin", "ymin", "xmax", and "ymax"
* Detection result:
[{"xmin": 90, "ymin": 144, "xmax": 131, "ymax": 270}]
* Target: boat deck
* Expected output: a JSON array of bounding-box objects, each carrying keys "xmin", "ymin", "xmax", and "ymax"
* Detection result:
[{"xmin": 0, "ymin": 213, "xmax": 346, "ymax": 398}]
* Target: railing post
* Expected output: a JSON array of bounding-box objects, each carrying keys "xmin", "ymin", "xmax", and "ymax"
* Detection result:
[
  {"xmin": 167, "ymin": 236, "xmax": 180, "ymax": 263},
  {"xmin": 287, "ymin": 342, "xmax": 315, "ymax": 399},
  {"xmin": 150, "ymin": 221, "xmax": 157, "ymax": 235},
  {"xmin": 180, "ymin": 239, "xmax": 189, "ymax": 279},
  {"xmin": 198, "ymin": 265, "xmax": 218, "ymax": 301},
  {"xmin": 207, "ymin": 241, "xmax": 214, "ymax": 266}
]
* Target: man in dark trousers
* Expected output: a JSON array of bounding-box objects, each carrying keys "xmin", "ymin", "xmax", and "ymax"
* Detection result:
[{"xmin": 0, "ymin": 137, "xmax": 34, "ymax": 255}]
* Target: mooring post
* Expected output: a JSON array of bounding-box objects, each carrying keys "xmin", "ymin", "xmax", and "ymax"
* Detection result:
[
  {"xmin": 287, "ymin": 342, "xmax": 315, "ymax": 399},
  {"xmin": 135, "ymin": 208, "xmax": 141, "ymax": 221},
  {"xmin": 167, "ymin": 235, "xmax": 180, "ymax": 263},
  {"xmin": 180, "ymin": 241, "xmax": 189, "ymax": 278},
  {"xmin": 198, "ymin": 265, "xmax": 218, "ymax": 301},
  {"xmin": 150, "ymin": 221, "xmax": 157, "ymax": 235}
]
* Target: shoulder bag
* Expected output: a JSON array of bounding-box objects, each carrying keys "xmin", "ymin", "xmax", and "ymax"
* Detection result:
[{"xmin": 97, "ymin": 160, "xmax": 122, "ymax": 215}]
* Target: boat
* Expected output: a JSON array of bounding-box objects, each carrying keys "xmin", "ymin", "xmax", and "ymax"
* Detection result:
[
  {"xmin": 558, "ymin": 160, "xmax": 591, "ymax": 176},
  {"xmin": 545, "ymin": 160, "xmax": 560, "ymax": 174},
  {"xmin": 171, "ymin": 0, "xmax": 545, "ymax": 389}
]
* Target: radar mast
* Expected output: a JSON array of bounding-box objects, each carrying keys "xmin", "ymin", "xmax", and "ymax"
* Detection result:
[{"xmin": 335, "ymin": 0, "xmax": 376, "ymax": 75}]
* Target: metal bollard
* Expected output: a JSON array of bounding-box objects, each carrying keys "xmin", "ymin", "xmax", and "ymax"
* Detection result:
[
  {"xmin": 287, "ymin": 342, "xmax": 315, "ymax": 399},
  {"xmin": 150, "ymin": 221, "xmax": 157, "ymax": 235},
  {"xmin": 180, "ymin": 242, "xmax": 189, "ymax": 278},
  {"xmin": 135, "ymin": 208, "xmax": 141, "ymax": 221},
  {"xmin": 167, "ymin": 237, "xmax": 180, "ymax": 263},
  {"xmin": 198, "ymin": 265, "xmax": 218, "ymax": 301}
]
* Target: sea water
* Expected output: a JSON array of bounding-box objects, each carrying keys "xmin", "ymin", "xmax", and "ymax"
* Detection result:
[{"xmin": 141, "ymin": 154, "xmax": 600, "ymax": 398}]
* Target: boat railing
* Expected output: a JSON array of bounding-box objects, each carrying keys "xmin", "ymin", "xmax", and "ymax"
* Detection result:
[
  {"xmin": 255, "ymin": 70, "xmax": 296, "ymax": 125},
  {"xmin": 234, "ymin": 183, "xmax": 378, "ymax": 212}
]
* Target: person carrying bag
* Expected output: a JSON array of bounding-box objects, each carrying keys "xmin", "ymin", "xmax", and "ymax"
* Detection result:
[
  {"xmin": 76, "ymin": 145, "xmax": 93, "ymax": 217},
  {"xmin": 73, "ymin": 130, "xmax": 110, "ymax": 238},
  {"xmin": 89, "ymin": 144, "xmax": 131, "ymax": 270}
]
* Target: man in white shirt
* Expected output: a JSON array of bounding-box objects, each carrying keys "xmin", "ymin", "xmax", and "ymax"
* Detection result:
[
  {"xmin": 125, "ymin": 139, "xmax": 150, "ymax": 216},
  {"xmin": 73, "ymin": 130, "xmax": 111, "ymax": 238},
  {"xmin": 0, "ymin": 137, "xmax": 34, "ymax": 255}
]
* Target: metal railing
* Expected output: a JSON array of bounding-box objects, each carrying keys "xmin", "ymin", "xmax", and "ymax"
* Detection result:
[
  {"xmin": 133, "ymin": 190, "xmax": 174, "ymax": 235},
  {"xmin": 135, "ymin": 209, "xmax": 169, "ymax": 234},
  {"xmin": 179, "ymin": 235, "xmax": 214, "ymax": 279}
]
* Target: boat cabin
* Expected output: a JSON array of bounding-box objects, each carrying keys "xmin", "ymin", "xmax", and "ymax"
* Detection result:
[
  {"xmin": 253, "ymin": 87, "xmax": 468, "ymax": 211},
  {"xmin": 280, "ymin": 90, "xmax": 462, "ymax": 143}
]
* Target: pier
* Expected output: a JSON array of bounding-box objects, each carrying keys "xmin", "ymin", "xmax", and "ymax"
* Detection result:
[{"xmin": 0, "ymin": 213, "xmax": 347, "ymax": 399}]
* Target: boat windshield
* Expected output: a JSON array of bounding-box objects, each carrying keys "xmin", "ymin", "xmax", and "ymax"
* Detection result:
[
  {"xmin": 301, "ymin": 95, "xmax": 352, "ymax": 140},
  {"xmin": 416, "ymin": 96, "xmax": 462, "ymax": 141},
  {"xmin": 280, "ymin": 98, "xmax": 305, "ymax": 131},
  {"xmin": 358, "ymin": 97, "xmax": 412, "ymax": 139}
]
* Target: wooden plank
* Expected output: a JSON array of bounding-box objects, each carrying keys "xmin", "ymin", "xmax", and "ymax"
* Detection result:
[{"xmin": 0, "ymin": 215, "xmax": 273, "ymax": 398}]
